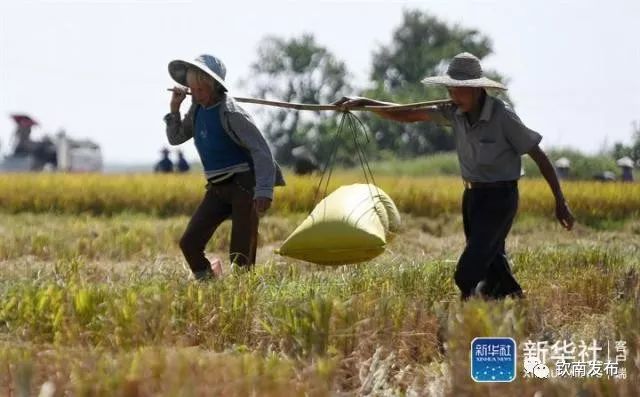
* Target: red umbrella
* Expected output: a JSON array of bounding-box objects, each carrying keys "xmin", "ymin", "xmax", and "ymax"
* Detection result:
[{"xmin": 10, "ymin": 114, "xmax": 38, "ymax": 127}]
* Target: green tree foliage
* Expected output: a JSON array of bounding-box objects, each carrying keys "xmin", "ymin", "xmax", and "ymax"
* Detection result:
[
  {"xmin": 248, "ymin": 12, "xmax": 514, "ymax": 166},
  {"xmin": 611, "ymin": 121, "xmax": 640, "ymax": 163},
  {"xmin": 363, "ymin": 9, "xmax": 511, "ymax": 157},
  {"xmin": 248, "ymin": 34, "xmax": 365, "ymax": 167}
]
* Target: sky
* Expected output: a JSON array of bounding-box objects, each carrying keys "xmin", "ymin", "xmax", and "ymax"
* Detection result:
[{"xmin": 1, "ymin": 0, "xmax": 639, "ymax": 165}]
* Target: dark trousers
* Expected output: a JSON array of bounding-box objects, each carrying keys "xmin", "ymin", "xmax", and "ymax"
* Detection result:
[
  {"xmin": 179, "ymin": 171, "xmax": 258, "ymax": 274},
  {"xmin": 455, "ymin": 184, "xmax": 523, "ymax": 300}
]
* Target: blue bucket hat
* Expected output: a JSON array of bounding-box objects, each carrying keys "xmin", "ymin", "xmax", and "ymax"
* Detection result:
[{"xmin": 168, "ymin": 54, "xmax": 229, "ymax": 91}]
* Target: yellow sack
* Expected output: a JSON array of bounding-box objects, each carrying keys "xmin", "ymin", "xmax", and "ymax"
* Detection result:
[{"xmin": 277, "ymin": 184, "xmax": 401, "ymax": 265}]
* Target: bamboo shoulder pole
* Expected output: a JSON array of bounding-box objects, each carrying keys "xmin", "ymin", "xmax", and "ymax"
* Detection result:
[
  {"xmin": 232, "ymin": 96, "xmax": 451, "ymax": 111},
  {"xmin": 166, "ymin": 89, "xmax": 451, "ymax": 112}
]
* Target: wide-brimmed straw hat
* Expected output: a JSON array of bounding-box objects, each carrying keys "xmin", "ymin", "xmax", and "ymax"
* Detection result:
[
  {"xmin": 616, "ymin": 156, "xmax": 635, "ymax": 168},
  {"xmin": 421, "ymin": 52, "xmax": 506, "ymax": 90},
  {"xmin": 555, "ymin": 157, "xmax": 571, "ymax": 168},
  {"xmin": 168, "ymin": 54, "xmax": 229, "ymax": 91}
]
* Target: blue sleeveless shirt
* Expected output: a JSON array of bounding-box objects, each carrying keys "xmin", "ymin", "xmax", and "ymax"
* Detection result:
[{"xmin": 193, "ymin": 103, "xmax": 251, "ymax": 179}]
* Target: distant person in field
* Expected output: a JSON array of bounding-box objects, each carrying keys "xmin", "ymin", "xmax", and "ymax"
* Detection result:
[
  {"xmin": 616, "ymin": 157, "xmax": 635, "ymax": 182},
  {"xmin": 593, "ymin": 170, "xmax": 616, "ymax": 182},
  {"xmin": 11, "ymin": 114, "xmax": 38, "ymax": 155},
  {"xmin": 336, "ymin": 52, "xmax": 575, "ymax": 300},
  {"xmin": 292, "ymin": 145, "xmax": 319, "ymax": 175},
  {"xmin": 164, "ymin": 54, "xmax": 285, "ymax": 280},
  {"xmin": 154, "ymin": 148, "xmax": 174, "ymax": 173},
  {"xmin": 176, "ymin": 150, "xmax": 191, "ymax": 173},
  {"xmin": 554, "ymin": 157, "xmax": 571, "ymax": 179}
]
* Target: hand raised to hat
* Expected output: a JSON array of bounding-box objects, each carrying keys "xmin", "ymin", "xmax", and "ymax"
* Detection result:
[
  {"xmin": 555, "ymin": 199, "xmax": 575, "ymax": 231},
  {"xmin": 170, "ymin": 86, "xmax": 188, "ymax": 113}
]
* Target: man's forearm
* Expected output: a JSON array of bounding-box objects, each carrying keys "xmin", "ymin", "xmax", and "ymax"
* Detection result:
[
  {"xmin": 541, "ymin": 161, "xmax": 565, "ymax": 201},
  {"xmin": 375, "ymin": 108, "xmax": 434, "ymax": 123},
  {"xmin": 375, "ymin": 109, "xmax": 417, "ymax": 122},
  {"xmin": 339, "ymin": 96, "xmax": 434, "ymax": 122},
  {"xmin": 530, "ymin": 147, "xmax": 565, "ymax": 201}
]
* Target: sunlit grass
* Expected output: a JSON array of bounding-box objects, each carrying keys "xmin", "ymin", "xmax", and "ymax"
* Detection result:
[
  {"xmin": 1, "ymin": 173, "xmax": 639, "ymax": 395},
  {"xmin": 1, "ymin": 244, "xmax": 638, "ymax": 395}
]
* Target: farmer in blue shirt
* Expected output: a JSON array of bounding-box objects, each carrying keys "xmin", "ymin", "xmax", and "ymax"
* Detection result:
[
  {"xmin": 176, "ymin": 150, "xmax": 190, "ymax": 173},
  {"xmin": 154, "ymin": 148, "xmax": 174, "ymax": 173},
  {"xmin": 164, "ymin": 54, "xmax": 285, "ymax": 280},
  {"xmin": 336, "ymin": 52, "xmax": 575, "ymax": 300}
]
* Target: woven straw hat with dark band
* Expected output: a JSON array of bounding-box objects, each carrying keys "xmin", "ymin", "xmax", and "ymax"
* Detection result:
[{"xmin": 421, "ymin": 52, "xmax": 506, "ymax": 90}]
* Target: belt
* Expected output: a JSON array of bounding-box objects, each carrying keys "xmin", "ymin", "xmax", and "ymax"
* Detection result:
[
  {"xmin": 205, "ymin": 173, "xmax": 236, "ymax": 189},
  {"xmin": 463, "ymin": 180, "xmax": 517, "ymax": 189},
  {"xmin": 205, "ymin": 171, "xmax": 254, "ymax": 192}
]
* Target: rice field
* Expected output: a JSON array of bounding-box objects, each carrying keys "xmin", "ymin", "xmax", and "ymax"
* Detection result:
[
  {"xmin": 1, "ymin": 172, "xmax": 639, "ymax": 396},
  {"xmin": 1, "ymin": 173, "xmax": 639, "ymax": 222}
]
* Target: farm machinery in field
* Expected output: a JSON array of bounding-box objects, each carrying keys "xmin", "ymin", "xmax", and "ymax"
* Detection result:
[{"xmin": 1, "ymin": 114, "xmax": 103, "ymax": 172}]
